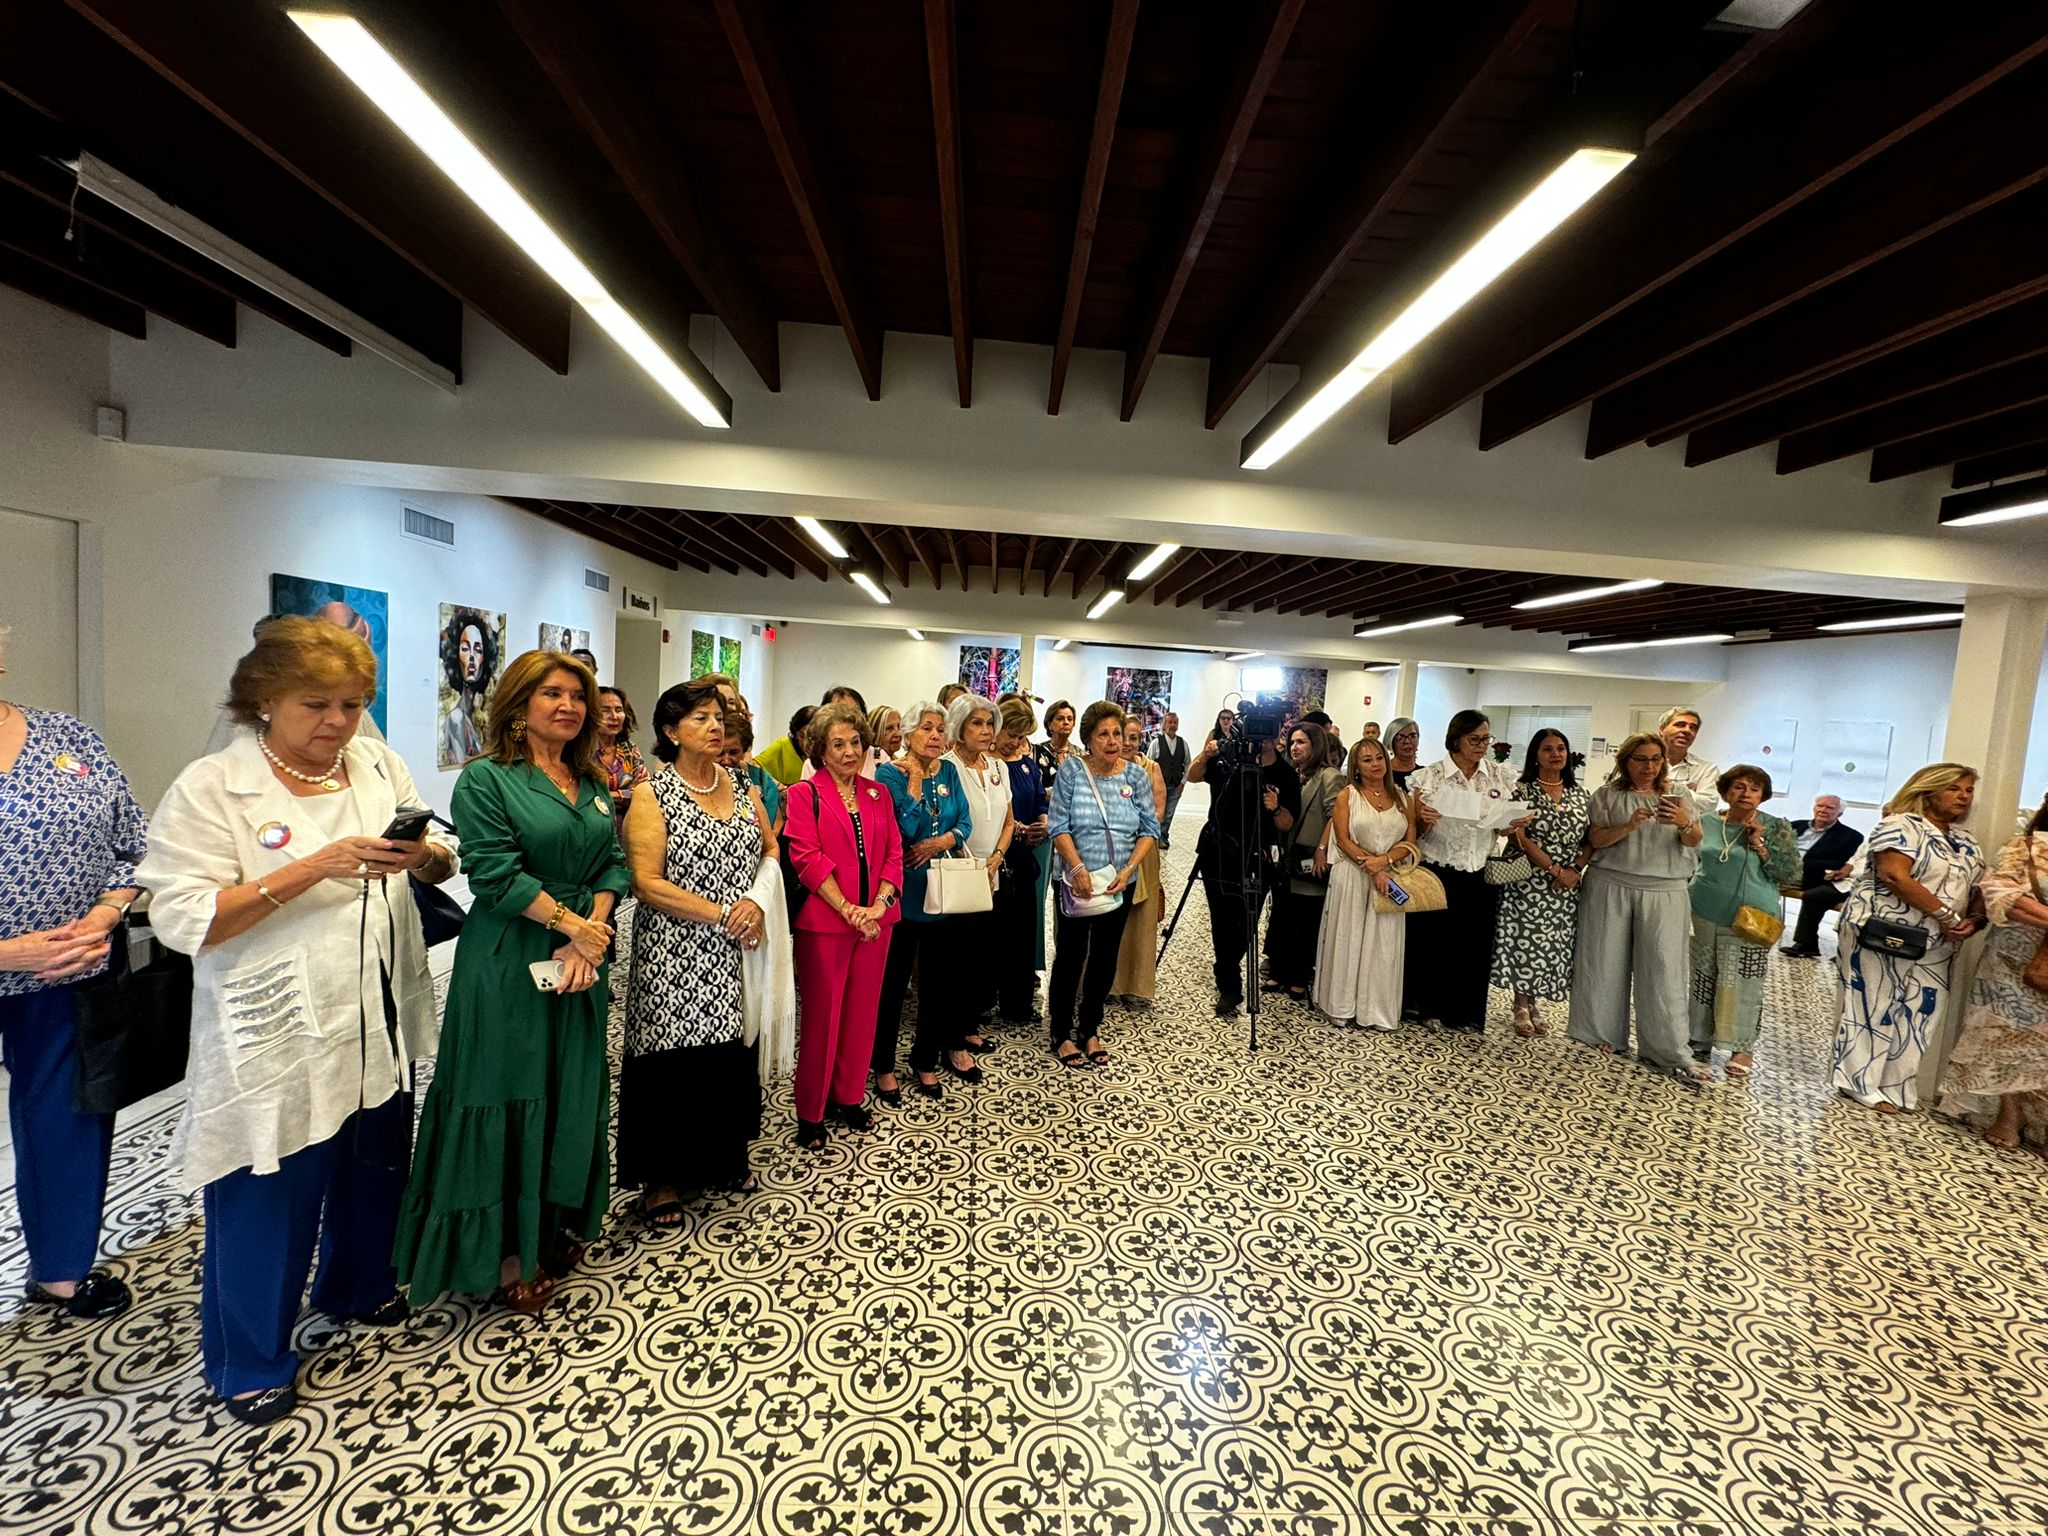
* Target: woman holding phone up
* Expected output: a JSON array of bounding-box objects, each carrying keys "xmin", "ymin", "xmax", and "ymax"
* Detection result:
[{"xmin": 1568, "ymin": 732, "xmax": 1714, "ymax": 1088}]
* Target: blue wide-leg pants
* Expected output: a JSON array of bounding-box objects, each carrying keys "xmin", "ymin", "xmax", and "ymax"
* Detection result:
[
  {"xmin": 199, "ymin": 1092, "xmax": 412, "ymax": 1396},
  {"xmin": 0, "ymin": 985, "xmax": 114, "ymax": 1286}
]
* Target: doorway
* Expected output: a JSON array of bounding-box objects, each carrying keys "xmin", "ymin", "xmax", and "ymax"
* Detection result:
[{"xmin": 0, "ymin": 506, "xmax": 79, "ymax": 713}]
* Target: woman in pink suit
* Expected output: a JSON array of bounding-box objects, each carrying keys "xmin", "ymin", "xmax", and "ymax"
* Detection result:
[{"xmin": 783, "ymin": 702, "xmax": 903, "ymax": 1150}]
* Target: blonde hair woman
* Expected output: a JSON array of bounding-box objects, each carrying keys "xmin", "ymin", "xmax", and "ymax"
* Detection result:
[
  {"xmin": 1833, "ymin": 762, "xmax": 1983, "ymax": 1112},
  {"xmin": 1311, "ymin": 738, "xmax": 1415, "ymax": 1031},
  {"xmin": 394, "ymin": 650, "xmax": 629, "ymax": 1314}
]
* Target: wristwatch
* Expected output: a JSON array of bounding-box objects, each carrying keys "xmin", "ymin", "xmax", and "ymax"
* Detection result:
[{"xmin": 880, "ymin": 892, "xmax": 898, "ymax": 908}]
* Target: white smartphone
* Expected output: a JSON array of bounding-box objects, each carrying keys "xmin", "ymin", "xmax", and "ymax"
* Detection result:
[{"xmin": 528, "ymin": 959, "xmax": 565, "ymax": 992}]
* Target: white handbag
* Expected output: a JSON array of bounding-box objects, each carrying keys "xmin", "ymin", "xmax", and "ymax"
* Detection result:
[
  {"xmin": 1057, "ymin": 768, "xmax": 1128, "ymax": 919},
  {"xmin": 925, "ymin": 855, "xmax": 995, "ymax": 915}
]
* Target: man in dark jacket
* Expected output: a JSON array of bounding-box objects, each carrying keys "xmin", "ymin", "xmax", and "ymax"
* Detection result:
[
  {"xmin": 1149, "ymin": 712, "xmax": 1191, "ymax": 850},
  {"xmin": 1780, "ymin": 794, "xmax": 1864, "ymax": 957}
]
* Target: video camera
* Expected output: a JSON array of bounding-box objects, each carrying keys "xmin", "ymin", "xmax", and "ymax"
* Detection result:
[{"xmin": 1215, "ymin": 698, "xmax": 1288, "ymax": 767}]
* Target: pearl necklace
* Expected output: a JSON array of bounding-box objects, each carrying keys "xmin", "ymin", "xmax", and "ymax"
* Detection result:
[
  {"xmin": 259, "ymin": 731, "xmax": 344, "ymax": 792},
  {"xmin": 678, "ymin": 761, "xmax": 721, "ymax": 794}
]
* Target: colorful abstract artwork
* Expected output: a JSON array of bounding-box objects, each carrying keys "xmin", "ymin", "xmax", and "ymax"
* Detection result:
[{"xmin": 268, "ymin": 573, "xmax": 389, "ymax": 734}]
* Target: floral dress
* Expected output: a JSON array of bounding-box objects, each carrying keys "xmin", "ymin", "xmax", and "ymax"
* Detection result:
[
  {"xmin": 1490, "ymin": 780, "xmax": 1591, "ymax": 1002},
  {"xmin": 1939, "ymin": 831, "xmax": 2048, "ymax": 1144}
]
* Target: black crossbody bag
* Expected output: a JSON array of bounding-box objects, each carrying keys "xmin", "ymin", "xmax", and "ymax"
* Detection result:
[{"xmin": 1856, "ymin": 916, "xmax": 1929, "ymax": 961}]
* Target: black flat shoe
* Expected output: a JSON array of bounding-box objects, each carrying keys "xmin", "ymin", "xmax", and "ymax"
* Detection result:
[
  {"xmin": 913, "ymin": 1074, "xmax": 944, "ymax": 1099},
  {"xmin": 827, "ymin": 1100, "xmax": 876, "ymax": 1132},
  {"xmin": 1778, "ymin": 945, "xmax": 1820, "ymax": 958},
  {"xmin": 221, "ymin": 1385, "xmax": 298, "ymax": 1426},
  {"xmin": 344, "ymin": 1293, "xmax": 411, "ymax": 1327},
  {"xmin": 964, "ymin": 1034, "xmax": 996, "ymax": 1053},
  {"xmin": 876, "ymin": 1084, "xmax": 905, "ymax": 1107},
  {"xmin": 24, "ymin": 1270, "xmax": 131, "ymax": 1321},
  {"xmin": 1214, "ymin": 994, "xmax": 1242, "ymax": 1018},
  {"xmin": 941, "ymin": 1057, "xmax": 984, "ymax": 1085}
]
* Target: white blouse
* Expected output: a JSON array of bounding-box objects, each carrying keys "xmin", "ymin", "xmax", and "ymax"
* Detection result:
[
  {"xmin": 1407, "ymin": 755, "xmax": 1524, "ymax": 873},
  {"xmin": 138, "ymin": 734, "xmax": 455, "ymax": 1191},
  {"xmin": 944, "ymin": 749, "xmax": 1013, "ymax": 861}
]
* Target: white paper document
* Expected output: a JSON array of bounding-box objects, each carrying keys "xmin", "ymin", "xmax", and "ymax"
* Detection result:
[
  {"xmin": 1481, "ymin": 800, "xmax": 1529, "ymax": 834},
  {"xmin": 1424, "ymin": 787, "xmax": 1486, "ymax": 822}
]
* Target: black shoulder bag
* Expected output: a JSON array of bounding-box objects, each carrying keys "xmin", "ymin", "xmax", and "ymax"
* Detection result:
[{"xmin": 71, "ymin": 918, "xmax": 193, "ymax": 1115}]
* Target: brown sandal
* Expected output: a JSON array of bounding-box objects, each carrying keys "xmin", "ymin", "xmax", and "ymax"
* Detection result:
[{"xmin": 496, "ymin": 1272, "xmax": 556, "ymax": 1314}]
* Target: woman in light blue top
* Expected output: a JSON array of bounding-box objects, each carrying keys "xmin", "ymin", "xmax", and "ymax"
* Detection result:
[
  {"xmin": 874, "ymin": 703, "xmax": 978, "ymax": 1102},
  {"xmin": 1047, "ymin": 701, "xmax": 1160, "ymax": 1068}
]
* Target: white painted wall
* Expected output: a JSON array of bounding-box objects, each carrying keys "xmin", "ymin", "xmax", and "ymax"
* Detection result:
[
  {"xmin": 659, "ymin": 610, "xmax": 775, "ymax": 708},
  {"xmin": 1478, "ymin": 669, "xmax": 1724, "ymax": 771}
]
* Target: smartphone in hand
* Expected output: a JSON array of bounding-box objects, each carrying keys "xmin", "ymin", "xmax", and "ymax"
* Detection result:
[{"xmin": 381, "ymin": 807, "xmax": 435, "ymax": 842}]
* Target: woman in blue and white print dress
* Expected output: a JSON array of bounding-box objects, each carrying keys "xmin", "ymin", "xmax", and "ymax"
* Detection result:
[{"xmin": 1833, "ymin": 763, "xmax": 1984, "ymax": 1113}]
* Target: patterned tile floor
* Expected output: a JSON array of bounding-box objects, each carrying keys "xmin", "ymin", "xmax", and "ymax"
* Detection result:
[{"xmin": 4, "ymin": 835, "xmax": 2047, "ymax": 1535}]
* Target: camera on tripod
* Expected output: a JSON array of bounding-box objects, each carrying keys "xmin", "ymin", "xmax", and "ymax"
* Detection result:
[{"xmin": 1215, "ymin": 699, "xmax": 1287, "ymax": 766}]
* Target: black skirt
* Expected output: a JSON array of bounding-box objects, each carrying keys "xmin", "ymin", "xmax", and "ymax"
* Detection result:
[{"xmin": 616, "ymin": 1037, "xmax": 762, "ymax": 1191}]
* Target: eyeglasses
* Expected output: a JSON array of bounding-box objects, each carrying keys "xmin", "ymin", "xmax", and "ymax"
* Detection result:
[
  {"xmin": 1626, "ymin": 754, "xmax": 1662, "ymax": 765},
  {"xmin": 1463, "ymin": 734, "xmax": 1493, "ymax": 747}
]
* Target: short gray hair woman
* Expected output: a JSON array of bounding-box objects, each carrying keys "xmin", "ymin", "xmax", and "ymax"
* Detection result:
[{"xmin": 943, "ymin": 693, "xmax": 1014, "ymax": 1039}]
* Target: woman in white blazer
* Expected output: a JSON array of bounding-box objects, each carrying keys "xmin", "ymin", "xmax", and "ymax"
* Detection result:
[{"xmin": 139, "ymin": 618, "xmax": 455, "ymax": 1427}]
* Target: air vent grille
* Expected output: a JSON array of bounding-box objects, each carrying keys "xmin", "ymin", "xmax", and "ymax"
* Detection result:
[
  {"xmin": 584, "ymin": 568, "xmax": 611, "ymax": 592},
  {"xmin": 402, "ymin": 506, "xmax": 454, "ymax": 547}
]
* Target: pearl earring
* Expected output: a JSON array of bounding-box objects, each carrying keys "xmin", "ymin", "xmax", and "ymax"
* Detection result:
[{"xmin": 260, "ymin": 713, "xmax": 271, "ymax": 723}]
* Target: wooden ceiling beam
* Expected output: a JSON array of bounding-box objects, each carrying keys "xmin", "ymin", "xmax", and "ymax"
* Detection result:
[
  {"xmin": 495, "ymin": 0, "xmax": 780, "ymax": 391},
  {"xmin": 0, "ymin": 183, "xmax": 235, "ymax": 346},
  {"xmin": 1357, "ymin": 574, "xmax": 1525, "ymax": 623},
  {"xmin": 1502, "ymin": 587, "xmax": 1791, "ymax": 633},
  {"xmin": 1047, "ymin": 0, "xmax": 1138, "ymax": 415},
  {"xmin": 704, "ymin": 512, "xmax": 800, "ymax": 580},
  {"xmin": 746, "ymin": 517, "xmax": 832, "ymax": 582},
  {"xmin": 1018, "ymin": 536, "xmax": 1036, "ymax": 598},
  {"xmin": 1169, "ymin": 553, "xmax": 1245, "ymax": 608},
  {"xmin": 0, "ymin": 7, "xmax": 462, "ymax": 371},
  {"xmin": 1203, "ymin": 0, "xmax": 1555, "ymax": 430},
  {"xmin": 521, "ymin": 500, "xmax": 688, "ymax": 571},
  {"xmin": 1585, "ymin": 192, "xmax": 2048, "ymax": 457},
  {"xmin": 1387, "ymin": 4, "xmax": 2048, "ymax": 444},
  {"xmin": 1073, "ymin": 541, "xmax": 1117, "ymax": 599},
  {"xmin": 1234, "ymin": 560, "xmax": 1334, "ymax": 610},
  {"xmin": 714, "ymin": 0, "xmax": 883, "ymax": 400},
  {"xmin": 1119, "ymin": 0, "xmax": 1305, "ymax": 422},
  {"xmin": 942, "ymin": 529, "xmax": 968, "ymax": 591},
  {"xmin": 0, "ymin": 244, "xmax": 145, "ymax": 337},
  {"xmin": 923, "ymin": 0, "xmax": 970, "ymax": 408},
  {"xmin": 1260, "ymin": 564, "xmax": 1373, "ymax": 613},
  {"xmin": 1339, "ymin": 569, "xmax": 1497, "ymax": 619},
  {"xmin": 1316, "ymin": 565, "xmax": 1459, "ymax": 617},
  {"xmin": 1478, "ymin": 62, "xmax": 2048, "ymax": 448},
  {"xmin": 1777, "ymin": 356, "xmax": 2048, "ymax": 474},
  {"xmin": 898, "ymin": 526, "xmax": 942, "ymax": 589},
  {"xmin": 847, "ymin": 524, "xmax": 905, "ymax": 590},
  {"xmin": 1871, "ymin": 400, "xmax": 2048, "ymax": 483},
  {"xmin": 66, "ymin": 0, "xmax": 574, "ymax": 374},
  {"xmin": 1148, "ymin": 550, "xmax": 1225, "ymax": 604},
  {"xmin": 1197, "ymin": 555, "xmax": 1286, "ymax": 608},
  {"xmin": 673, "ymin": 511, "xmax": 773, "ymax": 577},
  {"xmin": 1128, "ymin": 547, "xmax": 1199, "ymax": 602},
  {"xmin": 627, "ymin": 506, "xmax": 736, "ymax": 573},
  {"xmin": 1045, "ymin": 536, "xmax": 1082, "ymax": 598},
  {"xmin": 1685, "ymin": 294, "xmax": 2048, "ymax": 466},
  {"xmin": 1953, "ymin": 441, "xmax": 2048, "ymax": 488},
  {"xmin": 1293, "ymin": 565, "xmax": 1414, "ymax": 616},
  {"xmin": 990, "ymin": 531, "xmax": 1002, "ymax": 595}
]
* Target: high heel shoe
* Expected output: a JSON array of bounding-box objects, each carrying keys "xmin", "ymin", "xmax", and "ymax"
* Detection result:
[
  {"xmin": 827, "ymin": 1099, "xmax": 876, "ymax": 1132},
  {"xmin": 1511, "ymin": 1005, "xmax": 1536, "ymax": 1038}
]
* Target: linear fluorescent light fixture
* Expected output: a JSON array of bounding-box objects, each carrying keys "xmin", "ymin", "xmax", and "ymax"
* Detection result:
[
  {"xmin": 850, "ymin": 571, "xmax": 891, "ymax": 605},
  {"xmin": 1511, "ymin": 578, "xmax": 1663, "ymax": 611},
  {"xmin": 1363, "ymin": 663, "xmax": 1400, "ymax": 672},
  {"xmin": 1087, "ymin": 589, "xmax": 1126, "ymax": 620},
  {"xmin": 1127, "ymin": 543, "xmax": 1180, "ymax": 581},
  {"xmin": 1051, "ymin": 638, "xmax": 1073, "ymax": 651},
  {"xmin": 905, "ymin": 628, "xmax": 926, "ymax": 640},
  {"xmin": 793, "ymin": 516, "xmax": 851, "ymax": 559},
  {"xmin": 75, "ymin": 152, "xmax": 456, "ymax": 392},
  {"xmin": 1568, "ymin": 632, "xmax": 1733, "ymax": 653},
  {"xmin": 1243, "ymin": 147, "xmax": 1635, "ymax": 471},
  {"xmin": 1939, "ymin": 476, "xmax": 2048, "ymax": 528},
  {"xmin": 1354, "ymin": 613, "xmax": 1462, "ymax": 639},
  {"xmin": 288, "ymin": 10, "xmax": 729, "ymax": 429},
  {"xmin": 1817, "ymin": 610, "xmax": 1965, "ymax": 633},
  {"xmin": 1225, "ymin": 650, "xmax": 1264, "ymax": 662}
]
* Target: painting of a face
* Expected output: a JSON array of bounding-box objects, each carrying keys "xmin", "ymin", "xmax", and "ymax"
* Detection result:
[{"xmin": 460, "ymin": 626, "xmax": 485, "ymax": 684}]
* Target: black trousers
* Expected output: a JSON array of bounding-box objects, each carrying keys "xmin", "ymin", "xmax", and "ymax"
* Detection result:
[
  {"xmin": 1267, "ymin": 883, "xmax": 1326, "ymax": 990},
  {"xmin": 1404, "ymin": 864, "xmax": 1500, "ymax": 1029},
  {"xmin": 1202, "ymin": 872, "xmax": 1268, "ymax": 1000},
  {"xmin": 1049, "ymin": 898, "xmax": 1131, "ymax": 1046},
  {"xmin": 873, "ymin": 918, "xmax": 963, "ymax": 1074},
  {"xmin": 997, "ymin": 845, "xmax": 1041, "ymax": 1020},
  {"xmin": 1791, "ymin": 882, "xmax": 1848, "ymax": 950}
]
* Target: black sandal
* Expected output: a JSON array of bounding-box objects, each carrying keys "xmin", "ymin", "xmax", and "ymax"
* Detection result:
[
  {"xmin": 1083, "ymin": 1036, "xmax": 1110, "ymax": 1066},
  {"xmin": 641, "ymin": 1195, "xmax": 687, "ymax": 1229},
  {"xmin": 796, "ymin": 1119, "xmax": 828, "ymax": 1150},
  {"xmin": 1053, "ymin": 1043, "xmax": 1087, "ymax": 1069},
  {"xmin": 941, "ymin": 1055, "xmax": 984, "ymax": 1085},
  {"xmin": 874, "ymin": 1076, "xmax": 905, "ymax": 1108},
  {"xmin": 914, "ymin": 1073, "xmax": 943, "ymax": 1099},
  {"xmin": 826, "ymin": 1100, "xmax": 875, "ymax": 1132}
]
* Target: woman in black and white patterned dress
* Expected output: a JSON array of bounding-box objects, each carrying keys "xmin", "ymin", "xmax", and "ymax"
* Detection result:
[{"xmin": 619, "ymin": 681, "xmax": 776, "ymax": 1225}]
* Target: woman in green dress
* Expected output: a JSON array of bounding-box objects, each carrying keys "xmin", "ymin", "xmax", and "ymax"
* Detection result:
[
  {"xmin": 1688, "ymin": 762, "xmax": 1800, "ymax": 1080},
  {"xmin": 394, "ymin": 650, "xmax": 629, "ymax": 1312}
]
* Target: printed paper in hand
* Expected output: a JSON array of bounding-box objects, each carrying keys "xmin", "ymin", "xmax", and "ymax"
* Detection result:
[
  {"xmin": 1480, "ymin": 801, "xmax": 1529, "ymax": 834},
  {"xmin": 1425, "ymin": 787, "xmax": 1486, "ymax": 822}
]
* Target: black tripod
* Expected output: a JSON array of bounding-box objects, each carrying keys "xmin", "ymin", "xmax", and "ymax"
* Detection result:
[{"xmin": 1156, "ymin": 746, "xmax": 1271, "ymax": 1050}]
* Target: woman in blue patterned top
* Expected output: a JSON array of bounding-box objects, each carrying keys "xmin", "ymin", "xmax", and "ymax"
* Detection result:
[
  {"xmin": 874, "ymin": 702, "xmax": 977, "ymax": 1102},
  {"xmin": 1047, "ymin": 701, "xmax": 1161, "ymax": 1068},
  {"xmin": 0, "ymin": 627, "xmax": 149, "ymax": 1321}
]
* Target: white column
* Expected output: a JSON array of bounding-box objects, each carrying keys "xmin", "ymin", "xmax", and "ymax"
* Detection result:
[
  {"xmin": 1394, "ymin": 660, "xmax": 1419, "ymax": 720},
  {"xmin": 1943, "ymin": 592, "xmax": 2048, "ymax": 841},
  {"xmin": 1019, "ymin": 633, "xmax": 1038, "ymax": 699}
]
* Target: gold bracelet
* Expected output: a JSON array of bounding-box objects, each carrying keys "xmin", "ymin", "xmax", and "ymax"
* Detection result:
[
  {"xmin": 257, "ymin": 882, "xmax": 286, "ymax": 909},
  {"xmin": 546, "ymin": 904, "xmax": 568, "ymax": 931}
]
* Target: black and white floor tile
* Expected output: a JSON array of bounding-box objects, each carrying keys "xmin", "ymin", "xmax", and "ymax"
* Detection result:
[{"xmin": 4, "ymin": 836, "xmax": 2048, "ymax": 1535}]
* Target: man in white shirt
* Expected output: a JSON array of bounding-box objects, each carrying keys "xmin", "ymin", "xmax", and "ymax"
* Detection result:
[
  {"xmin": 1149, "ymin": 711, "xmax": 1190, "ymax": 850},
  {"xmin": 1660, "ymin": 708, "xmax": 1718, "ymax": 818}
]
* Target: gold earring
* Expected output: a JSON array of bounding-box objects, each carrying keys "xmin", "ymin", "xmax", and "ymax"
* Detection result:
[{"xmin": 511, "ymin": 717, "xmax": 528, "ymax": 741}]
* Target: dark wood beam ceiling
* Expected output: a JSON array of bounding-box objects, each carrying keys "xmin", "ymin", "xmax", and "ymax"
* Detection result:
[
  {"xmin": 1388, "ymin": 3, "xmax": 2048, "ymax": 445},
  {"xmin": 0, "ymin": 243, "xmax": 144, "ymax": 337},
  {"xmin": 1202, "ymin": 0, "xmax": 1556, "ymax": 431},
  {"xmin": 494, "ymin": 0, "xmax": 780, "ymax": 391},
  {"xmin": 1776, "ymin": 356, "xmax": 2048, "ymax": 474},
  {"xmin": 1953, "ymin": 441, "xmax": 2048, "ymax": 488},
  {"xmin": 922, "ymin": 0, "xmax": 970, "ymax": 409},
  {"xmin": 1047, "ymin": 0, "xmax": 1138, "ymax": 416},
  {"xmin": 64, "ymin": 0, "xmax": 573, "ymax": 374},
  {"xmin": 1871, "ymin": 400, "xmax": 2048, "ymax": 483},
  {"xmin": 713, "ymin": 0, "xmax": 883, "ymax": 400},
  {"xmin": 1119, "ymin": 0, "xmax": 1303, "ymax": 422}
]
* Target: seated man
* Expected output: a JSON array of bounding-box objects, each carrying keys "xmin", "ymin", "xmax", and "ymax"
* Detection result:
[{"xmin": 1780, "ymin": 793, "xmax": 1863, "ymax": 957}]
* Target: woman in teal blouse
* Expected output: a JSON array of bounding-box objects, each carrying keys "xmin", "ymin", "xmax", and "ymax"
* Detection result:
[
  {"xmin": 1688, "ymin": 762, "xmax": 1800, "ymax": 1079},
  {"xmin": 394, "ymin": 651, "xmax": 629, "ymax": 1312},
  {"xmin": 873, "ymin": 701, "xmax": 977, "ymax": 1102}
]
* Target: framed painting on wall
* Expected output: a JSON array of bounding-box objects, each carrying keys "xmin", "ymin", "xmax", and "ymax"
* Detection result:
[
  {"xmin": 719, "ymin": 636, "xmax": 742, "ymax": 679},
  {"xmin": 437, "ymin": 603, "xmax": 507, "ymax": 770},
  {"xmin": 689, "ymin": 629, "xmax": 717, "ymax": 679},
  {"xmin": 1277, "ymin": 667, "xmax": 1328, "ymax": 715},
  {"xmin": 1105, "ymin": 667, "xmax": 1173, "ymax": 734},
  {"xmin": 538, "ymin": 623, "xmax": 591, "ymax": 655},
  {"xmin": 959, "ymin": 645, "xmax": 1020, "ymax": 698},
  {"xmin": 269, "ymin": 573, "xmax": 390, "ymax": 734}
]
